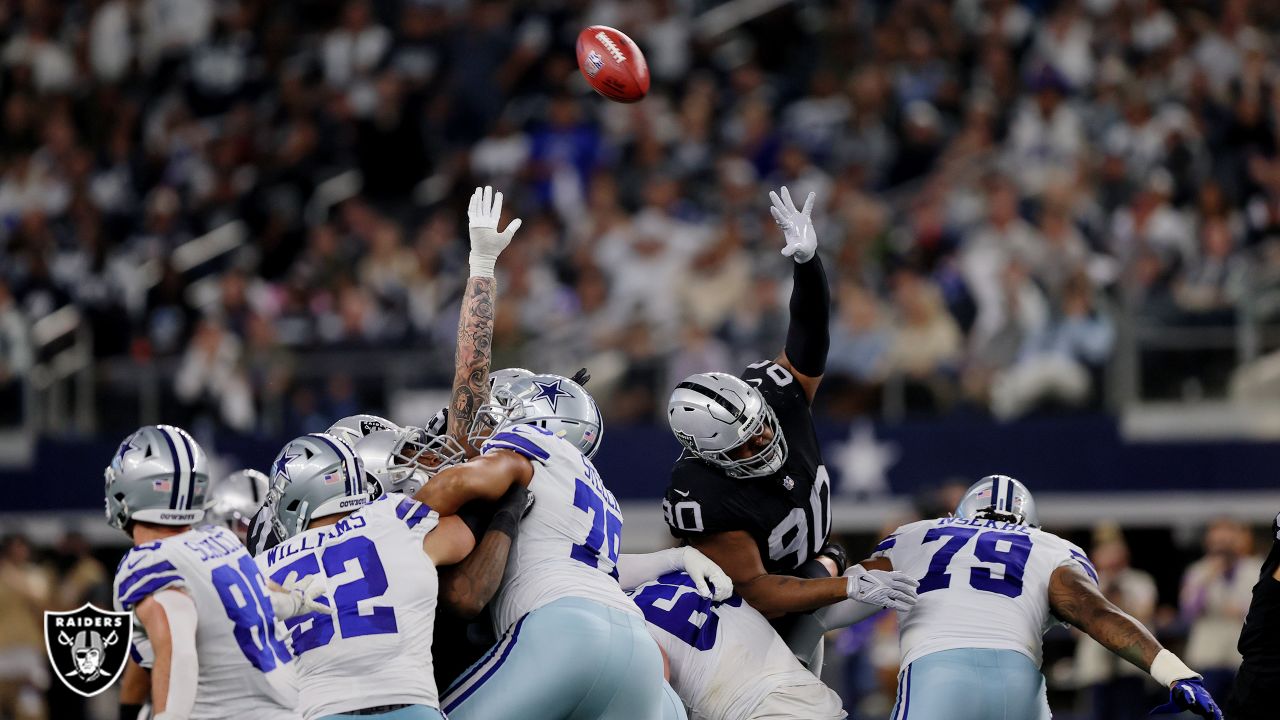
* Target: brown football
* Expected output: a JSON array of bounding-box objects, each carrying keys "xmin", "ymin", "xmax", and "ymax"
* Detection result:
[{"xmin": 576, "ymin": 25, "xmax": 650, "ymax": 103}]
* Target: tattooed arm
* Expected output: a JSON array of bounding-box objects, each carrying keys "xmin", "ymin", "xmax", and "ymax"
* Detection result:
[
  {"xmin": 1048, "ymin": 563, "xmax": 1163, "ymax": 672},
  {"xmin": 449, "ymin": 276, "xmax": 497, "ymax": 454},
  {"xmin": 438, "ymin": 526, "xmax": 513, "ymax": 618},
  {"xmin": 436, "ymin": 485, "xmax": 532, "ymax": 618},
  {"xmin": 449, "ymin": 186, "xmax": 521, "ymax": 454}
]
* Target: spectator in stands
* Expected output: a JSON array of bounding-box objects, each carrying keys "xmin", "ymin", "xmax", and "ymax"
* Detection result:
[
  {"xmin": 174, "ymin": 317, "xmax": 255, "ymax": 433},
  {"xmin": 1173, "ymin": 215, "xmax": 1247, "ymax": 321},
  {"xmin": 1181, "ymin": 517, "xmax": 1264, "ymax": 703},
  {"xmin": 0, "ymin": 535, "xmax": 50, "ymax": 720},
  {"xmin": 885, "ymin": 270, "xmax": 961, "ymax": 411},
  {"xmin": 1074, "ymin": 523, "xmax": 1159, "ymax": 720},
  {"xmin": 0, "ymin": 280, "xmax": 31, "ymax": 426},
  {"xmin": 990, "ymin": 272, "xmax": 1113, "ymax": 419}
]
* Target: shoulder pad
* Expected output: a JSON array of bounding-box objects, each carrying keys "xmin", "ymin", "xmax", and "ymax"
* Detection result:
[
  {"xmin": 482, "ymin": 424, "xmax": 556, "ymax": 464},
  {"xmin": 114, "ymin": 543, "xmax": 185, "ymax": 610}
]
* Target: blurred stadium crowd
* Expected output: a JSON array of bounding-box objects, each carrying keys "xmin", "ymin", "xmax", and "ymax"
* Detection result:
[
  {"xmin": 2, "ymin": 0, "xmax": 1280, "ymax": 436},
  {"xmin": 2, "ymin": 2, "xmax": 1279, "ymax": 718}
]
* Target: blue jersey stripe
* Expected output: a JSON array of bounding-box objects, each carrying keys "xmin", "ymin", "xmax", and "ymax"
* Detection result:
[
  {"xmin": 120, "ymin": 574, "xmax": 184, "ymax": 608},
  {"xmin": 1070, "ymin": 550, "xmax": 1100, "ymax": 584},
  {"xmin": 405, "ymin": 503, "xmax": 432, "ymax": 529},
  {"xmin": 484, "ymin": 432, "xmax": 550, "ymax": 462},
  {"xmin": 395, "ymin": 497, "xmax": 416, "ymax": 520},
  {"xmin": 118, "ymin": 560, "xmax": 176, "ymax": 595},
  {"xmin": 874, "ymin": 535, "xmax": 898, "ymax": 553}
]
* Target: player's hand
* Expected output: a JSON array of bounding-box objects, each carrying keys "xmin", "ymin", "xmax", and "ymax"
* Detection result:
[
  {"xmin": 681, "ymin": 547, "xmax": 733, "ymax": 602},
  {"xmin": 267, "ymin": 572, "xmax": 331, "ymax": 621},
  {"xmin": 1149, "ymin": 678, "xmax": 1223, "ymax": 719},
  {"xmin": 467, "ymin": 185, "xmax": 522, "ymax": 278},
  {"xmin": 844, "ymin": 564, "xmax": 919, "ymax": 611},
  {"xmin": 496, "ymin": 483, "xmax": 535, "ymax": 520},
  {"xmin": 768, "ymin": 185, "xmax": 817, "ymax": 264}
]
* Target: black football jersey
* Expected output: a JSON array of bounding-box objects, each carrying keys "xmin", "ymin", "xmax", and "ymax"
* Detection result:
[
  {"xmin": 663, "ymin": 360, "xmax": 832, "ymax": 573},
  {"xmin": 1237, "ymin": 512, "xmax": 1280, "ymax": 668}
]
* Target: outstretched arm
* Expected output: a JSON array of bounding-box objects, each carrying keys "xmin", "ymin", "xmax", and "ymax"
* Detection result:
[
  {"xmin": 690, "ymin": 530, "xmax": 916, "ymax": 618},
  {"xmin": 449, "ymin": 186, "xmax": 521, "ymax": 455},
  {"xmin": 768, "ymin": 186, "xmax": 830, "ymax": 403},
  {"xmin": 1049, "ymin": 564, "xmax": 1223, "ymax": 717},
  {"xmin": 1048, "ymin": 563, "xmax": 1164, "ymax": 672},
  {"xmin": 414, "ymin": 450, "xmax": 533, "ymax": 517}
]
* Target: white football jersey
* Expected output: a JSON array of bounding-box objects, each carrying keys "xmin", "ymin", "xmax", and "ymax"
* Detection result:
[
  {"xmin": 872, "ymin": 517, "xmax": 1098, "ymax": 668},
  {"xmin": 112, "ymin": 525, "xmax": 297, "ymax": 720},
  {"xmin": 482, "ymin": 423, "xmax": 642, "ymax": 634},
  {"xmin": 256, "ymin": 495, "xmax": 443, "ymax": 720},
  {"xmin": 628, "ymin": 572, "xmax": 844, "ymax": 720}
]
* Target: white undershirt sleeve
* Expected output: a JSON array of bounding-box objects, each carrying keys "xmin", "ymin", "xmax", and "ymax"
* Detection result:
[
  {"xmin": 616, "ymin": 549, "xmax": 685, "ymax": 591},
  {"xmin": 153, "ymin": 589, "xmax": 199, "ymax": 720}
]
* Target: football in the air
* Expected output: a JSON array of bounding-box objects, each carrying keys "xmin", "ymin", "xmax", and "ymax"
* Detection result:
[{"xmin": 576, "ymin": 25, "xmax": 650, "ymax": 103}]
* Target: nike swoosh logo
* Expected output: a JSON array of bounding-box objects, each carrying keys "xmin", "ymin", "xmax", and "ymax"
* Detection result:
[
  {"xmin": 125, "ymin": 555, "xmax": 147, "ymax": 570},
  {"xmin": 746, "ymin": 378, "xmax": 763, "ymax": 387},
  {"xmin": 672, "ymin": 489, "xmax": 691, "ymax": 497}
]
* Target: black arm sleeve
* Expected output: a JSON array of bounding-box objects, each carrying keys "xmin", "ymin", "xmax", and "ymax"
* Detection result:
[{"xmin": 784, "ymin": 255, "xmax": 831, "ymax": 377}]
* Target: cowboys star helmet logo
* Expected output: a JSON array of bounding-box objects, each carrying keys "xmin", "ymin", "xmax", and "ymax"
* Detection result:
[
  {"xmin": 530, "ymin": 379, "xmax": 574, "ymax": 413},
  {"xmin": 45, "ymin": 604, "xmax": 132, "ymax": 697}
]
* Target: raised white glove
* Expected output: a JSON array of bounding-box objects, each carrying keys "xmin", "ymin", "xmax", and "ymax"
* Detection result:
[
  {"xmin": 844, "ymin": 564, "xmax": 919, "ymax": 612},
  {"xmin": 769, "ymin": 185, "xmax": 817, "ymax": 264},
  {"xmin": 267, "ymin": 572, "xmax": 331, "ymax": 621},
  {"xmin": 467, "ymin": 185, "xmax": 522, "ymax": 278},
  {"xmin": 681, "ymin": 547, "xmax": 733, "ymax": 602}
]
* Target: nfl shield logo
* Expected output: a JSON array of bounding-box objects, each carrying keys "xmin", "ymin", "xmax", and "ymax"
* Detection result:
[
  {"xmin": 585, "ymin": 50, "xmax": 605, "ymax": 77},
  {"xmin": 44, "ymin": 603, "xmax": 133, "ymax": 697}
]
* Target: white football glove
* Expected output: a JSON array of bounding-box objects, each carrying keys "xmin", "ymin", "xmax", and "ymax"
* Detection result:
[
  {"xmin": 844, "ymin": 564, "xmax": 919, "ymax": 612},
  {"xmin": 467, "ymin": 185, "xmax": 522, "ymax": 278},
  {"xmin": 681, "ymin": 547, "xmax": 733, "ymax": 602},
  {"xmin": 768, "ymin": 185, "xmax": 817, "ymax": 264},
  {"xmin": 267, "ymin": 572, "xmax": 331, "ymax": 621}
]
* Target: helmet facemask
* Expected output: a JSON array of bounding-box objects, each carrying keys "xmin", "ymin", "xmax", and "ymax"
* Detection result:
[
  {"xmin": 691, "ymin": 403, "xmax": 789, "ymax": 479},
  {"xmin": 467, "ymin": 385, "xmax": 526, "ymax": 449}
]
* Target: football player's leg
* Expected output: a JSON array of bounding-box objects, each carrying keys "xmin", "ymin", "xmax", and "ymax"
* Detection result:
[
  {"xmin": 993, "ymin": 651, "xmax": 1052, "ymax": 720},
  {"xmin": 442, "ymin": 600, "xmax": 609, "ymax": 720},
  {"xmin": 660, "ymin": 680, "xmax": 688, "ymax": 720},
  {"xmin": 889, "ymin": 650, "xmax": 991, "ymax": 720},
  {"xmin": 576, "ymin": 608, "xmax": 667, "ymax": 720}
]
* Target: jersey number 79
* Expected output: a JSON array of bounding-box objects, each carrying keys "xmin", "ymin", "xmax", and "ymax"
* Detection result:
[{"xmin": 917, "ymin": 527, "xmax": 1033, "ymax": 598}]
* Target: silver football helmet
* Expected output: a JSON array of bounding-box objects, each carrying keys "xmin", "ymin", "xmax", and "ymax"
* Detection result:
[
  {"xmin": 354, "ymin": 427, "xmax": 458, "ymax": 498},
  {"xmin": 267, "ymin": 433, "xmax": 369, "ymax": 540},
  {"xmin": 105, "ymin": 425, "xmax": 210, "ymax": 530},
  {"xmin": 470, "ymin": 373, "xmax": 603, "ymax": 458},
  {"xmin": 205, "ymin": 469, "xmax": 269, "ymax": 540},
  {"xmin": 489, "ymin": 367, "xmax": 534, "ymax": 396},
  {"xmin": 955, "ymin": 475, "xmax": 1040, "ymax": 527},
  {"xmin": 668, "ymin": 372, "xmax": 787, "ymax": 479},
  {"xmin": 326, "ymin": 414, "xmax": 401, "ymax": 446}
]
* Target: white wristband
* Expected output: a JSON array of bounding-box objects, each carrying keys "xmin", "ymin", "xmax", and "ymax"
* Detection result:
[
  {"xmin": 1150, "ymin": 649, "xmax": 1200, "ymax": 688},
  {"xmin": 469, "ymin": 253, "xmax": 497, "ymax": 279}
]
